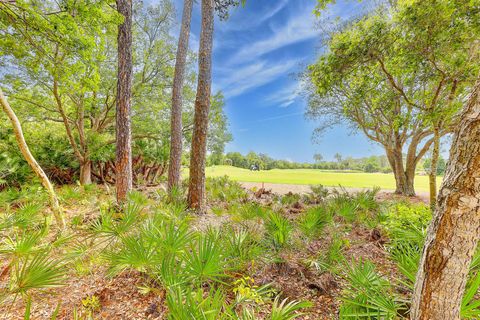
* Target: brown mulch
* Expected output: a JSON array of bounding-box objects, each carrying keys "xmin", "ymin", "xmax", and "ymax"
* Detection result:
[{"xmin": 0, "ymin": 268, "xmax": 165, "ymax": 320}]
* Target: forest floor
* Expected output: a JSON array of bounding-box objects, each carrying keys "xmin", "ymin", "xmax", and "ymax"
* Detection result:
[{"xmin": 0, "ymin": 180, "xmax": 432, "ymax": 319}]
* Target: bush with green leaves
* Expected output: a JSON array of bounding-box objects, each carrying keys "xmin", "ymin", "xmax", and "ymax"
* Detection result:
[
  {"xmin": 304, "ymin": 184, "xmax": 329, "ymax": 204},
  {"xmin": 206, "ymin": 176, "xmax": 248, "ymax": 203},
  {"xmin": 382, "ymin": 203, "xmax": 431, "ymax": 236}
]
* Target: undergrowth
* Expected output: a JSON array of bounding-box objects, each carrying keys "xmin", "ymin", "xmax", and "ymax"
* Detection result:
[{"xmin": 1, "ymin": 178, "xmax": 478, "ymax": 319}]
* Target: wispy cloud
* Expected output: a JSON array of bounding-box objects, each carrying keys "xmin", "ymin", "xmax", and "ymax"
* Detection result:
[
  {"xmin": 216, "ymin": 59, "xmax": 299, "ymax": 97},
  {"xmin": 218, "ymin": 0, "xmax": 289, "ymax": 32},
  {"xmin": 254, "ymin": 111, "xmax": 304, "ymax": 123},
  {"xmin": 264, "ymin": 81, "xmax": 304, "ymax": 108},
  {"xmin": 230, "ymin": 5, "xmax": 319, "ymax": 63}
]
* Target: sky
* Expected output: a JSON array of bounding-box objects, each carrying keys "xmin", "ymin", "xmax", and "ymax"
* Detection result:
[{"xmin": 173, "ymin": 0, "xmax": 384, "ymax": 162}]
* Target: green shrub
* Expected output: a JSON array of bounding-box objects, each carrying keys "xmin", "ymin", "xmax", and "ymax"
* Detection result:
[
  {"xmin": 224, "ymin": 227, "xmax": 264, "ymax": 270},
  {"xmin": 339, "ymin": 259, "xmax": 405, "ymax": 319},
  {"xmin": 382, "ymin": 203, "xmax": 431, "ymax": 235},
  {"xmin": 206, "ymin": 176, "xmax": 248, "ymax": 203},
  {"xmin": 313, "ymin": 235, "xmax": 346, "ymax": 273},
  {"xmin": 166, "ymin": 286, "xmax": 228, "ymax": 320},
  {"xmin": 270, "ymin": 297, "xmax": 312, "ymax": 320},
  {"xmin": 265, "ymin": 212, "xmax": 293, "ymax": 250},
  {"xmin": 280, "ymin": 193, "xmax": 301, "ymax": 206},
  {"xmin": 184, "ymin": 229, "xmax": 228, "ymax": 285},
  {"xmin": 298, "ymin": 206, "xmax": 332, "ymax": 239}
]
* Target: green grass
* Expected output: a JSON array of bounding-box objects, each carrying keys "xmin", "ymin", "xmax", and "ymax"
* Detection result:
[{"xmin": 204, "ymin": 166, "xmax": 439, "ymax": 192}]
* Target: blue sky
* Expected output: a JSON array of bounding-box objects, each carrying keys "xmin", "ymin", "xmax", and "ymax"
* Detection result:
[{"xmin": 174, "ymin": 0, "xmax": 384, "ymax": 162}]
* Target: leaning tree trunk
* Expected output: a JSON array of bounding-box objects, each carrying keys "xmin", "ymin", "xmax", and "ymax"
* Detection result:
[
  {"xmin": 428, "ymin": 126, "xmax": 440, "ymax": 208},
  {"xmin": 187, "ymin": 0, "xmax": 214, "ymax": 212},
  {"xmin": 115, "ymin": 0, "xmax": 133, "ymax": 204},
  {"xmin": 0, "ymin": 89, "xmax": 65, "ymax": 228},
  {"xmin": 411, "ymin": 78, "xmax": 480, "ymax": 320},
  {"xmin": 167, "ymin": 0, "xmax": 194, "ymax": 193}
]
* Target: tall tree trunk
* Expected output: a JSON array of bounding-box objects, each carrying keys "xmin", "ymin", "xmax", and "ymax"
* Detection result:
[
  {"xmin": 167, "ymin": 0, "xmax": 194, "ymax": 193},
  {"xmin": 115, "ymin": 0, "xmax": 133, "ymax": 204},
  {"xmin": 0, "ymin": 89, "xmax": 65, "ymax": 228},
  {"xmin": 411, "ymin": 78, "xmax": 480, "ymax": 320},
  {"xmin": 429, "ymin": 126, "xmax": 440, "ymax": 208},
  {"xmin": 187, "ymin": 0, "xmax": 214, "ymax": 212}
]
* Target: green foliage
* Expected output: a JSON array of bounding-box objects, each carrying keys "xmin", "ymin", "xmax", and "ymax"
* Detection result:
[
  {"xmin": 184, "ymin": 230, "xmax": 228, "ymax": 285},
  {"xmin": 224, "ymin": 227, "xmax": 264, "ymax": 269},
  {"xmin": 382, "ymin": 203, "xmax": 431, "ymax": 237},
  {"xmin": 82, "ymin": 295, "xmax": 101, "ymax": 314},
  {"xmin": 9, "ymin": 251, "xmax": 66, "ymax": 296},
  {"xmin": 270, "ymin": 297, "xmax": 312, "ymax": 320},
  {"xmin": 235, "ymin": 203, "xmax": 268, "ymax": 220},
  {"xmin": 313, "ymin": 235, "xmax": 346, "ymax": 273},
  {"xmin": 0, "ymin": 231, "xmax": 45, "ymax": 260},
  {"xmin": 330, "ymin": 192, "xmax": 358, "ymax": 224},
  {"xmin": 298, "ymin": 206, "xmax": 332, "ymax": 239},
  {"xmin": 91, "ymin": 197, "xmax": 144, "ymax": 242},
  {"xmin": 0, "ymin": 202, "xmax": 45, "ymax": 231},
  {"xmin": 339, "ymin": 259, "xmax": 405, "ymax": 319},
  {"xmin": 265, "ymin": 212, "xmax": 293, "ymax": 250},
  {"xmin": 280, "ymin": 193, "xmax": 301, "ymax": 206},
  {"xmin": 423, "ymin": 156, "xmax": 447, "ymax": 175},
  {"xmin": 166, "ymin": 286, "xmax": 228, "ymax": 320},
  {"xmin": 232, "ymin": 276, "xmax": 272, "ymax": 306},
  {"xmin": 307, "ymin": 184, "xmax": 330, "ymax": 202},
  {"xmin": 206, "ymin": 176, "xmax": 248, "ymax": 203}
]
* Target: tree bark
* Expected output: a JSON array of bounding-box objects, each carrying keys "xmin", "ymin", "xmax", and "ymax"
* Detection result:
[
  {"xmin": 79, "ymin": 160, "xmax": 92, "ymax": 185},
  {"xmin": 167, "ymin": 0, "xmax": 194, "ymax": 193},
  {"xmin": 115, "ymin": 0, "xmax": 133, "ymax": 204},
  {"xmin": 428, "ymin": 126, "xmax": 440, "ymax": 208},
  {"xmin": 411, "ymin": 78, "xmax": 480, "ymax": 320},
  {"xmin": 187, "ymin": 0, "xmax": 214, "ymax": 212},
  {"xmin": 0, "ymin": 88, "xmax": 65, "ymax": 228}
]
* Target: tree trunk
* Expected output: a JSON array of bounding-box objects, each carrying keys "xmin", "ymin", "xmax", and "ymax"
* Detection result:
[
  {"xmin": 411, "ymin": 78, "xmax": 480, "ymax": 320},
  {"xmin": 404, "ymin": 163, "xmax": 416, "ymax": 196},
  {"xmin": 115, "ymin": 0, "xmax": 133, "ymax": 204},
  {"xmin": 387, "ymin": 145, "xmax": 416, "ymax": 196},
  {"xmin": 167, "ymin": 0, "xmax": 194, "ymax": 193},
  {"xmin": 429, "ymin": 126, "xmax": 440, "ymax": 208},
  {"xmin": 0, "ymin": 88, "xmax": 65, "ymax": 228},
  {"xmin": 187, "ymin": 0, "xmax": 214, "ymax": 212},
  {"xmin": 79, "ymin": 160, "xmax": 92, "ymax": 185}
]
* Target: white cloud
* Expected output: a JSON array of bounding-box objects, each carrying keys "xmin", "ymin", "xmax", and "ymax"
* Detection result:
[
  {"xmin": 230, "ymin": 6, "xmax": 319, "ymax": 63},
  {"xmin": 264, "ymin": 81, "xmax": 304, "ymax": 108},
  {"xmin": 216, "ymin": 59, "xmax": 299, "ymax": 97},
  {"xmin": 219, "ymin": 0, "xmax": 289, "ymax": 32}
]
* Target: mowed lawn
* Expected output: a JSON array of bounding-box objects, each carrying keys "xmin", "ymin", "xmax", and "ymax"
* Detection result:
[{"xmin": 205, "ymin": 165, "xmax": 440, "ymax": 191}]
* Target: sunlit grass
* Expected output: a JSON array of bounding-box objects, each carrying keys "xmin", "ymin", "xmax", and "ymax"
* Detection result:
[{"xmin": 204, "ymin": 166, "xmax": 440, "ymax": 191}]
